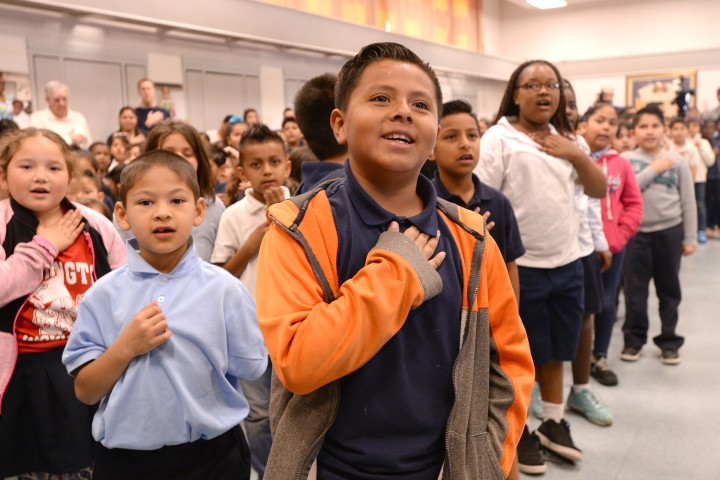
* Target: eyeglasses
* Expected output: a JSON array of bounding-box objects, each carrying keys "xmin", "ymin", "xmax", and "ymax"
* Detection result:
[{"xmin": 516, "ymin": 82, "xmax": 561, "ymax": 92}]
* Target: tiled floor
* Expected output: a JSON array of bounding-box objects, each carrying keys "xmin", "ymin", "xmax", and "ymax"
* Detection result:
[{"xmin": 522, "ymin": 240, "xmax": 720, "ymax": 480}]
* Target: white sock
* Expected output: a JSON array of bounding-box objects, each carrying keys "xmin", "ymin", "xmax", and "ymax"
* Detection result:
[
  {"xmin": 541, "ymin": 401, "xmax": 564, "ymax": 423},
  {"xmin": 573, "ymin": 383, "xmax": 589, "ymax": 394}
]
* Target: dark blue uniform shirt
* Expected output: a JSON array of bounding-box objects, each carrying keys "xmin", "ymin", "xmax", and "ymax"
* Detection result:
[
  {"xmin": 317, "ymin": 162, "xmax": 462, "ymax": 480},
  {"xmin": 432, "ymin": 172, "xmax": 525, "ymax": 263}
]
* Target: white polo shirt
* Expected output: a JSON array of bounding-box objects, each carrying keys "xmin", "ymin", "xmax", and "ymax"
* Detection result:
[
  {"xmin": 211, "ymin": 186, "xmax": 290, "ymax": 299},
  {"xmin": 475, "ymin": 117, "xmax": 581, "ymax": 269},
  {"xmin": 30, "ymin": 108, "xmax": 92, "ymax": 149}
]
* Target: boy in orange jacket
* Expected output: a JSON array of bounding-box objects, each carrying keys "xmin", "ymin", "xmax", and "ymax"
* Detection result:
[{"xmin": 256, "ymin": 42, "xmax": 534, "ymax": 480}]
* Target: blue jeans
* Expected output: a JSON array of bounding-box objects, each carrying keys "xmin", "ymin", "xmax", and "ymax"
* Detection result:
[{"xmin": 593, "ymin": 248, "xmax": 625, "ymax": 356}]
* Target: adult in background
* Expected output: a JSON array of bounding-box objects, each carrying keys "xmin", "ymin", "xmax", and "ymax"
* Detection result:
[
  {"xmin": 11, "ymin": 100, "xmax": 30, "ymax": 129},
  {"xmin": 135, "ymin": 78, "xmax": 170, "ymax": 136},
  {"xmin": 30, "ymin": 81, "xmax": 92, "ymax": 149},
  {"xmin": 0, "ymin": 73, "xmax": 12, "ymax": 120}
]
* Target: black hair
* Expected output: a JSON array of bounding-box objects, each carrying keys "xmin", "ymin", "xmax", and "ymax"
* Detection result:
[
  {"xmin": 281, "ymin": 117, "xmax": 299, "ymax": 129},
  {"xmin": 73, "ymin": 149, "xmax": 100, "ymax": 173},
  {"xmin": 493, "ymin": 59, "xmax": 572, "ymax": 136},
  {"xmin": 582, "ymin": 102, "xmax": 618, "ymax": 123},
  {"xmin": 294, "ymin": 73, "xmax": 348, "ymax": 161},
  {"xmin": 238, "ymin": 123, "xmax": 286, "ymax": 165},
  {"xmin": 668, "ymin": 117, "xmax": 686, "ymax": 129},
  {"xmin": 441, "ymin": 99, "xmax": 479, "ymax": 129},
  {"xmin": 0, "ymin": 119, "xmax": 19, "ymax": 137},
  {"xmin": 633, "ymin": 105, "xmax": 664, "ymax": 128},
  {"xmin": 119, "ymin": 150, "xmax": 200, "ymax": 205},
  {"xmin": 335, "ymin": 42, "xmax": 442, "ymax": 119},
  {"xmin": 207, "ymin": 143, "xmax": 229, "ymax": 168}
]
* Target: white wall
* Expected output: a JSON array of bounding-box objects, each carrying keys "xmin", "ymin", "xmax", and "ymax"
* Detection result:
[{"xmin": 499, "ymin": 0, "xmax": 720, "ymax": 114}]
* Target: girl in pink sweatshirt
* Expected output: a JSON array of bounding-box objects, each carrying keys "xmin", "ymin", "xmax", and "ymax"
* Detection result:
[
  {"xmin": 0, "ymin": 128, "xmax": 126, "ymax": 479},
  {"xmin": 582, "ymin": 103, "xmax": 643, "ymax": 386}
]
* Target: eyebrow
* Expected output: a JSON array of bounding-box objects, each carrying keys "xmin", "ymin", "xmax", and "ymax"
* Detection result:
[
  {"xmin": 366, "ymin": 83, "xmax": 433, "ymax": 100},
  {"xmin": 131, "ymin": 188, "xmax": 192, "ymax": 196}
]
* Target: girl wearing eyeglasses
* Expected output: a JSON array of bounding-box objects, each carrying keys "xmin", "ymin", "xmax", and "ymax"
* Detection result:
[{"xmin": 474, "ymin": 60, "xmax": 606, "ymax": 475}]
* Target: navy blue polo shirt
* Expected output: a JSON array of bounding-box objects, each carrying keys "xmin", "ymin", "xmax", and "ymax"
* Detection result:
[
  {"xmin": 432, "ymin": 173, "xmax": 525, "ymax": 263},
  {"xmin": 316, "ymin": 162, "xmax": 462, "ymax": 480},
  {"xmin": 295, "ymin": 161, "xmax": 346, "ymax": 195}
]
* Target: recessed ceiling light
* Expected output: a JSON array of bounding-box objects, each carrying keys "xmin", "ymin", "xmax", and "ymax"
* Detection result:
[{"xmin": 526, "ymin": 0, "xmax": 568, "ymax": 9}]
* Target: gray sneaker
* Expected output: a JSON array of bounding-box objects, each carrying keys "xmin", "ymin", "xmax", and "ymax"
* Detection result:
[{"xmin": 567, "ymin": 387, "xmax": 613, "ymax": 426}]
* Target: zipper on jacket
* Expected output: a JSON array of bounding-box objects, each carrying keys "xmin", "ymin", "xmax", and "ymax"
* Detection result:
[{"xmin": 269, "ymin": 214, "xmax": 341, "ymax": 477}]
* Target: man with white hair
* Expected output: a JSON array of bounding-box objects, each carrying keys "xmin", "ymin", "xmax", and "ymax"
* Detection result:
[{"xmin": 30, "ymin": 80, "xmax": 92, "ymax": 148}]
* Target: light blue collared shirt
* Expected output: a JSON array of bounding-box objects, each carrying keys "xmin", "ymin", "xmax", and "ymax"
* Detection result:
[{"xmin": 63, "ymin": 239, "xmax": 267, "ymax": 449}]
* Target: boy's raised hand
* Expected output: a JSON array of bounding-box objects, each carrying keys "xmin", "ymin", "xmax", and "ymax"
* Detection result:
[
  {"xmin": 116, "ymin": 302, "xmax": 171, "ymax": 361},
  {"xmin": 263, "ymin": 186, "xmax": 286, "ymax": 207},
  {"xmin": 37, "ymin": 208, "xmax": 84, "ymax": 252},
  {"xmin": 388, "ymin": 221, "xmax": 446, "ymax": 270}
]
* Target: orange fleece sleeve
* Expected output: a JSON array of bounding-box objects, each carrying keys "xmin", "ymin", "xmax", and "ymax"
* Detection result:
[{"xmin": 256, "ymin": 221, "xmax": 435, "ymax": 395}]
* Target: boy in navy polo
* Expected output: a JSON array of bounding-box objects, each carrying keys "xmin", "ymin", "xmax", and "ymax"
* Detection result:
[
  {"xmin": 256, "ymin": 42, "xmax": 534, "ymax": 480},
  {"xmin": 430, "ymin": 99, "xmax": 525, "ymax": 299}
]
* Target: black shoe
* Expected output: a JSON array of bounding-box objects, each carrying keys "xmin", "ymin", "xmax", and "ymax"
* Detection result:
[
  {"xmin": 620, "ymin": 346, "xmax": 641, "ymax": 362},
  {"xmin": 591, "ymin": 355, "xmax": 619, "ymax": 386},
  {"xmin": 535, "ymin": 419, "xmax": 582, "ymax": 462},
  {"xmin": 661, "ymin": 348, "xmax": 681, "ymax": 365},
  {"xmin": 517, "ymin": 425, "xmax": 547, "ymax": 475}
]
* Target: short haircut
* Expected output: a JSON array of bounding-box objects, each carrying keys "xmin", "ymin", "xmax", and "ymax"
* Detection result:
[
  {"xmin": 137, "ymin": 78, "xmax": 154, "ymax": 89},
  {"xmin": 494, "ymin": 60, "xmax": 572, "ymax": 137},
  {"xmin": 281, "ymin": 117, "xmax": 298, "ymax": 128},
  {"xmin": 441, "ymin": 99, "xmax": 479, "ymax": 127},
  {"xmin": 335, "ymin": 42, "xmax": 443, "ymax": 119},
  {"xmin": 668, "ymin": 117, "xmax": 686, "ymax": 129},
  {"xmin": 294, "ymin": 73, "xmax": 347, "ymax": 160},
  {"xmin": 633, "ymin": 105, "xmax": 664, "ymax": 127},
  {"xmin": 0, "ymin": 127, "xmax": 74, "ymax": 173},
  {"xmin": 45, "ymin": 80, "xmax": 69, "ymax": 97},
  {"xmin": 119, "ymin": 150, "xmax": 200, "ymax": 205},
  {"xmin": 243, "ymin": 108, "xmax": 257, "ymax": 119},
  {"xmin": 144, "ymin": 120, "xmax": 215, "ymax": 199},
  {"xmin": 238, "ymin": 124, "xmax": 286, "ymax": 165},
  {"xmin": 687, "ymin": 118, "xmax": 700, "ymax": 127}
]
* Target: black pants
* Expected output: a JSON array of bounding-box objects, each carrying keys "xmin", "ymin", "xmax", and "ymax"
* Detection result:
[
  {"xmin": 92, "ymin": 425, "xmax": 250, "ymax": 480},
  {"xmin": 622, "ymin": 224, "xmax": 685, "ymax": 351}
]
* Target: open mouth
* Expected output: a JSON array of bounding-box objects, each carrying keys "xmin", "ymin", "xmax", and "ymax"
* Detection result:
[
  {"xmin": 153, "ymin": 227, "xmax": 175, "ymax": 235},
  {"xmin": 383, "ymin": 133, "xmax": 415, "ymax": 145},
  {"xmin": 458, "ymin": 154, "xmax": 474, "ymax": 161},
  {"xmin": 30, "ymin": 188, "xmax": 50, "ymax": 194},
  {"xmin": 537, "ymin": 99, "xmax": 552, "ymax": 108}
]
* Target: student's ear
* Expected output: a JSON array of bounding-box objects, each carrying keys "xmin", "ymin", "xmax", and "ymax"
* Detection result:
[
  {"xmin": 235, "ymin": 165, "xmax": 247, "ymax": 182},
  {"xmin": 97, "ymin": 191, "xmax": 105, "ymax": 202},
  {"xmin": 193, "ymin": 196, "xmax": 206, "ymax": 227},
  {"xmin": 330, "ymin": 108, "xmax": 348, "ymax": 145},
  {"xmin": 284, "ymin": 159, "xmax": 292, "ymax": 176},
  {"xmin": 114, "ymin": 202, "xmax": 131, "ymax": 231}
]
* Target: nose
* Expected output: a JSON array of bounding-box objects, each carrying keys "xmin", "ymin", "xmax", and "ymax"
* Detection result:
[
  {"xmin": 392, "ymin": 100, "xmax": 412, "ymax": 122},
  {"xmin": 153, "ymin": 201, "xmax": 172, "ymax": 219}
]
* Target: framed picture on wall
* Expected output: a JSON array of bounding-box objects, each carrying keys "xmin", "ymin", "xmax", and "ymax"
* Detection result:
[{"xmin": 626, "ymin": 71, "xmax": 697, "ymax": 118}]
